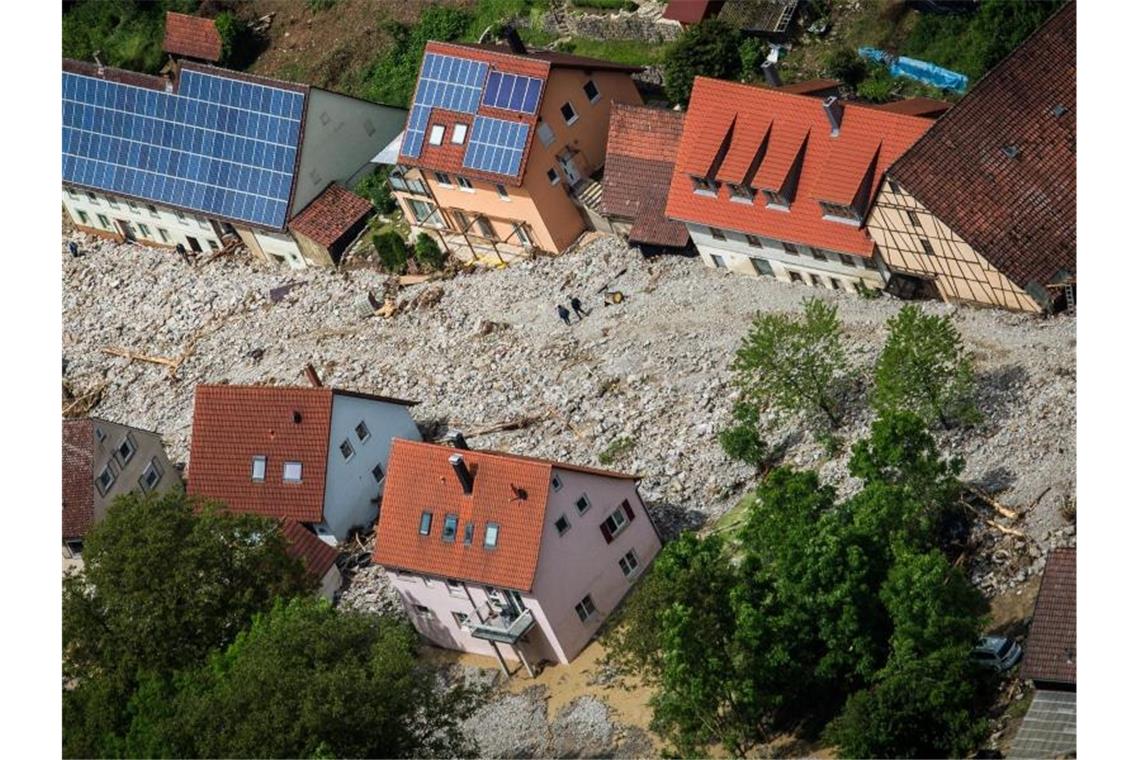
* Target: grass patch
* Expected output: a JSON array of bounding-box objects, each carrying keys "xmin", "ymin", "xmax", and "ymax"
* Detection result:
[
  {"xmin": 553, "ymin": 37, "xmax": 665, "ymax": 67},
  {"xmin": 570, "ymin": 0, "xmax": 637, "ymax": 11},
  {"xmin": 708, "ymin": 493, "xmax": 756, "ymax": 539},
  {"xmin": 598, "ymin": 436, "xmax": 635, "ymax": 466}
]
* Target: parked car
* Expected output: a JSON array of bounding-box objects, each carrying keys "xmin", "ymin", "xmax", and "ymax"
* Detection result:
[{"xmin": 971, "ymin": 635, "xmax": 1023, "ymax": 672}]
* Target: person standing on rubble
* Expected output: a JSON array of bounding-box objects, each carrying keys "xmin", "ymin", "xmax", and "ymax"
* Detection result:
[
  {"xmin": 570, "ymin": 295, "xmax": 588, "ymax": 320},
  {"xmin": 556, "ymin": 303, "xmax": 572, "ymax": 326}
]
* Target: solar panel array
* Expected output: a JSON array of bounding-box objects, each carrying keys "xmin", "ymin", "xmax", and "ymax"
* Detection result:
[
  {"xmin": 462, "ymin": 116, "xmax": 530, "ymax": 177},
  {"xmin": 482, "ymin": 71, "xmax": 542, "ymax": 114},
  {"xmin": 62, "ymin": 69, "xmax": 305, "ymax": 229},
  {"xmin": 402, "ymin": 53, "xmax": 488, "ymax": 158}
]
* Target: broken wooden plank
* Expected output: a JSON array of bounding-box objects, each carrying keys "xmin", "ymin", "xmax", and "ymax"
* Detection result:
[
  {"xmin": 964, "ymin": 484, "xmax": 1019, "ymax": 520},
  {"xmin": 102, "ymin": 347, "xmax": 179, "ymax": 369},
  {"xmin": 960, "ymin": 501, "xmax": 1026, "ymax": 537},
  {"xmin": 397, "ymin": 274, "xmax": 432, "ymax": 287}
]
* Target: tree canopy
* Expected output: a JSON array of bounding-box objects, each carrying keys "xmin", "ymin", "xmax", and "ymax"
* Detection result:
[{"xmin": 662, "ymin": 19, "xmax": 743, "ymax": 105}]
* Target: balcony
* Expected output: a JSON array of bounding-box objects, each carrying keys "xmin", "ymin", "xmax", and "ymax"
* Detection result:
[{"xmin": 464, "ymin": 606, "xmax": 535, "ymax": 645}]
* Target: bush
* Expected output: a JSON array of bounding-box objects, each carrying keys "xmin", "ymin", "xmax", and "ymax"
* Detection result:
[
  {"xmin": 372, "ymin": 230, "xmax": 409, "ymax": 274},
  {"xmin": 213, "ymin": 11, "xmax": 250, "ymax": 67},
  {"xmin": 413, "ymin": 232, "xmax": 446, "ymax": 271},
  {"xmin": 739, "ymin": 37, "xmax": 766, "ymax": 80},
  {"xmin": 824, "ymin": 46, "xmax": 868, "ymax": 87},
  {"xmin": 662, "ymin": 19, "xmax": 743, "ymax": 105},
  {"xmin": 857, "ymin": 63, "xmax": 896, "ymax": 103},
  {"xmin": 570, "ymin": 0, "xmax": 637, "ymax": 10},
  {"xmin": 717, "ymin": 402, "xmax": 771, "ymax": 471},
  {"xmin": 62, "ymin": 0, "xmax": 197, "ymax": 74},
  {"xmin": 359, "ymin": 5, "xmax": 473, "ymax": 106},
  {"xmin": 355, "ymin": 167, "xmax": 397, "ymax": 214},
  {"xmin": 598, "ymin": 436, "xmax": 635, "ymax": 466}
]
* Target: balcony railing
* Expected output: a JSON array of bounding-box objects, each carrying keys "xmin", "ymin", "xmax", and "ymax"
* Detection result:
[{"xmin": 463, "ymin": 605, "xmax": 535, "ymax": 644}]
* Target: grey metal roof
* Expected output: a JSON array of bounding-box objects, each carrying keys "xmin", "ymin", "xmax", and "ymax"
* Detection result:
[{"xmin": 1008, "ymin": 689, "xmax": 1076, "ymax": 759}]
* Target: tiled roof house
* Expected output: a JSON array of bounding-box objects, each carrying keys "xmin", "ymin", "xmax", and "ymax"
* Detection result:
[
  {"xmin": 187, "ymin": 385, "xmax": 421, "ymax": 541},
  {"xmin": 281, "ymin": 519, "xmax": 344, "ymax": 600},
  {"xmin": 866, "ymin": 1, "xmax": 1075, "ymax": 313},
  {"xmin": 163, "ymin": 12, "xmax": 223, "ymax": 63},
  {"xmin": 600, "ymin": 103, "xmax": 689, "ymax": 248},
  {"xmin": 665, "ymin": 76, "xmax": 933, "ymax": 292},
  {"xmin": 378, "ymin": 37, "xmax": 643, "ymax": 264},
  {"xmin": 62, "ymin": 417, "xmax": 178, "ymax": 554},
  {"xmin": 61, "ymin": 56, "xmax": 406, "ymax": 269},
  {"xmin": 374, "ymin": 440, "xmax": 662, "ymax": 671}
]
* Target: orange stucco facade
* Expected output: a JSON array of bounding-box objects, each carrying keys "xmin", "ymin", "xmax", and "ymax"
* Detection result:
[{"xmin": 392, "ymin": 67, "xmax": 642, "ymax": 257}]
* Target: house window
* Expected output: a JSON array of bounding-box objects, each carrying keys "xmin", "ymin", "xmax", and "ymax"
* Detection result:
[
  {"xmin": 746, "ymin": 234, "xmax": 763, "ymax": 248},
  {"xmin": 920, "ymin": 238, "xmax": 935, "ymax": 256},
  {"xmin": 551, "ymin": 474, "xmax": 563, "ymax": 491},
  {"xmin": 709, "ymin": 227, "xmax": 726, "ymax": 241},
  {"xmin": 906, "ymin": 210, "xmax": 921, "ymax": 227},
  {"xmin": 251, "ymin": 456, "xmax": 266, "ymax": 481},
  {"xmin": 355, "ymin": 421, "xmax": 370, "ymax": 442},
  {"xmin": 283, "ymin": 461, "xmax": 303, "ymax": 483},
  {"xmin": 810, "ymin": 274, "xmax": 824, "ymax": 287},
  {"xmin": 537, "ymin": 120, "xmax": 556, "ymax": 147},
  {"xmin": 407, "ymin": 199, "xmax": 440, "ymax": 225},
  {"xmin": 339, "ymin": 440, "xmax": 354, "ymax": 460},
  {"xmin": 158, "ymin": 228, "xmax": 171, "ymax": 242},
  {"xmin": 485, "ymin": 522, "xmax": 500, "ymax": 548},
  {"xmin": 95, "ymin": 463, "xmax": 116, "ymax": 496},
  {"xmin": 446, "ymin": 578, "xmax": 464, "ymax": 595},
  {"xmin": 138, "ymin": 457, "xmax": 163, "ymax": 492},
  {"xmin": 94, "ymin": 427, "xmax": 106, "ymax": 443},
  {"xmin": 887, "ymin": 178, "xmax": 900, "ymax": 194},
  {"xmin": 750, "ymin": 257, "xmax": 773, "ymax": 277},
  {"xmin": 560, "ymin": 101, "xmax": 578, "ymax": 125},
  {"xmin": 838, "ymin": 254, "xmax": 855, "ymax": 267},
  {"xmin": 138, "ymin": 223, "xmax": 152, "ymax": 238},
  {"xmin": 419, "ymin": 511, "xmax": 433, "ymax": 536},
  {"xmin": 514, "ymin": 224, "xmax": 533, "ymax": 247},
  {"xmin": 115, "ymin": 434, "xmax": 136, "ymax": 466},
  {"xmin": 730, "ymin": 184, "xmax": 755, "ymax": 202},
  {"xmin": 422, "ymin": 576, "xmax": 435, "ymax": 587},
  {"xmin": 207, "ymin": 239, "xmax": 219, "ymax": 251},
  {"xmin": 710, "ymin": 254, "xmax": 726, "ymax": 269},
  {"xmin": 413, "ymin": 604, "xmax": 432, "ymax": 617},
  {"xmin": 691, "ymin": 176, "xmax": 718, "ymax": 195},
  {"xmin": 820, "ymin": 201, "xmax": 862, "ymax": 223},
  {"xmin": 789, "ymin": 271, "xmax": 803, "ymax": 283},
  {"xmin": 457, "ymin": 176, "xmax": 473, "ymax": 191},
  {"xmin": 781, "ymin": 242, "xmax": 799, "ymax": 256},
  {"xmin": 864, "ymin": 257, "xmax": 879, "ymax": 270},
  {"xmin": 452, "ymin": 611, "xmax": 470, "ymax": 627},
  {"xmin": 175, "ymin": 210, "xmax": 188, "ymax": 223},
  {"xmin": 451, "ymin": 123, "xmax": 468, "ymax": 144},
  {"xmin": 583, "ymin": 79, "xmax": 600, "ymax": 103},
  {"xmin": 66, "ymin": 187, "xmax": 79, "ymax": 199},
  {"xmin": 442, "ymin": 514, "xmax": 459, "ymax": 542},
  {"xmin": 619, "ymin": 549, "xmax": 639, "ymax": 578},
  {"xmin": 146, "ymin": 204, "xmax": 160, "ymax": 218},
  {"xmin": 762, "ymin": 189, "xmax": 788, "ymax": 208},
  {"xmin": 576, "ymin": 494, "xmax": 591, "ymax": 514},
  {"xmin": 555, "ymin": 514, "xmax": 571, "ymax": 536},
  {"xmin": 547, "ymin": 168, "xmax": 561, "ymax": 185},
  {"xmin": 434, "ymin": 172, "xmax": 453, "ymax": 186},
  {"xmin": 574, "ymin": 594, "xmax": 597, "ymax": 622},
  {"xmin": 810, "ymin": 247, "xmax": 827, "ymax": 261},
  {"xmin": 77, "ymin": 210, "xmax": 90, "ymax": 225},
  {"xmin": 496, "ymin": 184, "xmax": 509, "ymax": 200},
  {"xmin": 85, "ymin": 191, "xmax": 98, "ymax": 203},
  {"xmin": 97, "ymin": 214, "xmax": 111, "ymax": 229},
  {"xmin": 475, "ymin": 216, "xmax": 496, "ymax": 239},
  {"xmin": 128, "ymin": 200, "xmax": 140, "ymax": 212},
  {"xmin": 428, "ymin": 124, "xmax": 445, "ymax": 145},
  {"xmin": 453, "ymin": 210, "xmax": 470, "ymax": 231},
  {"xmin": 463, "ymin": 522, "xmax": 475, "ymax": 546},
  {"xmin": 371, "ymin": 463, "xmax": 385, "ymax": 482},
  {"xmin": 106, "ymin": 196, "xmax": 121, "ymax": 209},
  {"xmin": 600, "ymin": 506, "xmax": 629, "ymax": 540}
]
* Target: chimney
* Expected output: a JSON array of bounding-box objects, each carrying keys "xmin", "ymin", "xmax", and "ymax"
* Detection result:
[
  {"xmin": 304, "ymin": 363, "xmax": 323, "ymax": 388},
  {"xmin": 761, "ymin": 60, "xmax": 782, "ymax": 88},
  {"xmin": 503, "ymin": 25, "xmax": 527, "ymax": 55},
  {"xmin": 822, "ymin": 96, "xmax": 844, "ymax": 137},
  {"xmin": 94, "ymin": 50, "xmax": 105, "ymax": 76},
  {"xmin": 451, "ymin": 432, "xmax": 469, "ymax": 450},
  {"xmin": 449, "ymin": 453, "xmax": 474, "ymax": 494}
]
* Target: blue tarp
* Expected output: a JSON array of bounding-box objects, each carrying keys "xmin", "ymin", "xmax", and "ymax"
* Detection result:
[{"xmin": 857, "ymin": 46, "xmax": 969, "ymax": 93}]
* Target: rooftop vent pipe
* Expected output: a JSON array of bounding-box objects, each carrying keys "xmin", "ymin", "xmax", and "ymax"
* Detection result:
[
  {"xmin": 451, "ymin": 432, "xmax": 470, "ymax": 450},
  {"xmin": 304, "ymin": 363, "xmax": 323, "ymax": 388},
  {"xmin": 449, "ymin": 454, "xmax": 474, "ymax": 494},
  {"xmin": 822, "ymin": 96, "xmax": 844, "ymax": 137},
  {"xmin": 503, "ymin": 25, "xmax": 527, "ymax": 55},
  {"xmin": 761, "ymin": 60, "xmax": 782, "ymax": 88}
]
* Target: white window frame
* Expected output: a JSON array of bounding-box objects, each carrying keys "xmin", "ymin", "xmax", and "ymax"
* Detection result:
[
  {"xmin": 602, "ymin": 507, "xmax": 629, "ymax": 539},
  {"xmin": 95, "ymin": 463, "xmax": 116, "ymax": 496},
  {"xmin": 127, "ymin": 200, "xmax": 141, "ymax": 212},
  {"xmin": 251, "ymin": 455, "xmax": 267, "ymax": 481},
  {"xmin": 555, "ymin": 513, "xmax": 571, "ymax": 536},
  {"xmin": 85, "ymin": 191, "xmax": 98, "ymax": 203},
  {"xmin": 355, "ymin": 421, "xmax": 371, "ymax": 442},
  {"xmin": 97, "ymin": 214, "xmax": 111, "ymax": 229},
  {"xmin": 451, "ymin": 123, "xmax": 468, "ymax": 144},
  {"xmin": 484, "ymin": 522, "xmax": 500, "ymax": 548},
  {"xmin": 339, "ymin": 439, "xmax": 355, "ymax": 461},
  {"xmin": 575, "ymin": 594, "xmax": 597, "ymax": 623},
  {"xmin": 429, "ymin": 124, "xmax": 446, "ymax": 145},
  {"xmin": 710, "ymin": 253, "xmax": 726, "ymax": 269},
  {"xmin": 496, "ymin": 184, "xmax": 510, "ymax": 201},
  {"xmin": 547, "ymin": 168, "xmax": 561, "ymax": 186},
  {"xmin": 138, "ymin": 457, "xmax": 163, "ymax": 492},
  {"xmin": 446, "ymin": 578, "xmax": 465, "ymax": 596},
  {"xmin": 560, "ymin": 101, "xmax": 579, "ymax": 126},
  {"xmin": 158, "ymin": 228, "xmax": 171, "ymax": 243},
  {"xmin": 456, "ymin": 176, "xmax": 474, "ymax": 192},
  {"xmin": 106, "ymin": 196, "xmax": 120, "ymax": 209},
  {"xmin": 452, "ymin": 611, "xmax": 470, "ymax": 627},
  {"xmin": 709, "ymin": 227, "xmax": 726, "ymax": 241},
  {"xmin": 583, "ymin": 79, "xmax": 601, "ymax": 104},
  {"xmin": 513, "ymin": 224, "xmax": 532, "ymax": 247},
  {"xmin": 77, "ymin": 210, "xmax": 90, "ymax": 225},
  {"xmin": 115, "ymin": 434, "xmax": 136, "ymax": 466},
  {"xmin": 419, "ymin": 511, "xmax": 433, "ymax": 536},
  {"xmin": 619, "ymin": 548, "xmax": 640, "ymax": 578},
  {"xmin": 283, "ymin": 461, "xmax": 303, "ymax": 483},
  {"xmin": 575, "ymin": 493, "xmax": 591, "ymax": 514},
  {"xmin": 138, "ymin": 223, "xmax": 152, "ymax": 238},
  {"xmin": 434, "ymin": 172, "xmax": 453, "ymax": 187},
  {"xmin": 66, "ymin": 187, "xmax": 79, "ymax": 200},
  {"xmin": 147, "ymin": 204, "xmax": 160, "ymax": 218}
]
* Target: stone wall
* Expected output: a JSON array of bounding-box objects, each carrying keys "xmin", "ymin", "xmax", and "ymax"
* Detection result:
[{"xmin": 526, "ymin": 5, "xmax": 681, "ymax": 44}]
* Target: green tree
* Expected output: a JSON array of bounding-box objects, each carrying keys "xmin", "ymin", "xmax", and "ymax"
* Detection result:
[
  {"xmin": 414, "ymin": 232, "xmax": 446, "ymax": 270},
  {"xmin": 62, "ymin": 0, "xmax": 196, "ymax": 74},
  {"xmin": 362, "ymin": 5, "xmax": 472, "ymax": 106},
  {"xmin": 849, "ymin": 410, "xmax": 963, "ymax": 514},
  {"xmin": 731, "ymin": 297, "xmax": 849, "ymax": 431},
  {"xmin": 874, "ymin": 305, "xmax": 978, "ymax": 428},
  {"xmin": 739, "ymin": 37, "xmax": 766, "ymax": 81},
  {"xmin": 356, "ymin": 166, "xmax": 398, "ymax": 214},
  {"xmin": 881, "ymin": 549, "xmax": 986, "ymax": 658},
  {"xmin": 62, "ymin": 490, "xmax": 312, "ymax": 757},
  {"xmin": 662, "ymin": 19, "xmax": 743, "ymax": 105},
  {"xmin": 373, "ymin": 230, "xmax": 409, "ymax": 273},
  {"xmin": 717, "ymin": 401, "xmax": 771, "ymax": 472},
  {"xmin": 126, "ymin": 598, "xmax": 481, "ymax": 758},
  {"xmin": 214, "ymin": 11, "xmax": 252, "ymax": 68},
  {"xmin": 824, "ymin": 46, "xmax": 868, "ymax": 88}
]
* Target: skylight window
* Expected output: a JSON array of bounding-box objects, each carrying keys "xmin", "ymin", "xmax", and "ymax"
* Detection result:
[
  {"xmin": 442, "ymin": 514, "xmax": 458, "ymax": 542},
  {"xmin": 419, "ymin": 511, "xmax": 433, "ymax": 536},
  {"xmin": 283, "ymin": 461, "xmax": 303, "ymax": 483},
  {"xmin": 485, "ymin": 522, "xmax": 499, "ymax": 548},
  {"xmin": 463, "ymin": 522, "xmax": 475, "ymax": 546},
  {"xmin": 251, "ymin": 456, "xmax": 266, "ymax": 481}
]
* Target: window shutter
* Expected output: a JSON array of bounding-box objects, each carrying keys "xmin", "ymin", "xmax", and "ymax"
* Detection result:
[
  {"xmin": 622, "ymin": 499, "xmax": 635, "ymax": 521},
  {"xmin": 600, "ymin": 521, "xmax": 613, "ymax": 544}
]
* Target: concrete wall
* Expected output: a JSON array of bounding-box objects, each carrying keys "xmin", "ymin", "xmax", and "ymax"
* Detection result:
[
  {"xmin": 90, "ymin": 419, "xmax": 179, "ymax": 526},
  {"xmin": 686, "ymin": 223, "xmax": 886, "ymax": 292},
  {"xmin": 63, "ymin": 187, "xmax": 221, "ymax": 252},
  {"xmin": 318, "ymin": 565, "xmax": 343, "ymax": 601},
  {"xmin": 292, "ymin": 90, "xmax": 407, "ymax": 217},
  {"xmin": 319, "ymin": 395, "xmax": 421, "ymax": 540},
  {"xmin": 866, "ymin": 180, "xmax": 1043, "ymax": 313},
  {"xmin": 528, "ymin": 468, "xmax": 661, "ymax": 663},
  {"xmin": 252, "ymin": 228, "xmax": 307, "ymax": 270}
]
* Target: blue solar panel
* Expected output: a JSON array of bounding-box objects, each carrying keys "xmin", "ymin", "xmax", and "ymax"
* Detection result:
[
  {"xmin": 401, "ymin": 53, "xmax": 488, "ymax": 158},
  {"xmin": 482, "ymin": 72, "xmax": 542, "ymax": 114},
  {"xmin": 462, "ymin": 116, "xmax": 530, "ymax": 177},
  {"xmin": 61, "ymin": 69, "xmax": 304, "ymax": 228}
]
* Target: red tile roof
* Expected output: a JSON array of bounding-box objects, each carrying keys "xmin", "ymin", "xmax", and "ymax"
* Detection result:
[
  {"xmin": 885, "ymin": 2, "xmax": 1075, "ymax": 292},
  {"xmin": 163, "ymin": 12, "xmax": 223, "ymax": 63},
  {"xmin": 62, "ymin": 419, "xmax": 94, "ymax": 541},
  {"xmin": 602, "ymin": 104, "xmax": 689, "ymax": 247},
  {"xmin": 282, "ymin": 519, "xmax": 340, "ymax": 578},
  {"xmin": 662, "ymin": 1, "xmax": 724, "ymax": 24},
  {"xmin": 374, "ymin": 441, "xmax": 638, "ymax": 590},
  {"xmin": 871, "ymin": 97, "xmax": 952, "ymax": 118},
  {"xmin": 666, "ymin": 77, "xmax": 932, "ymax": 257},
  {"xmin": 1022, "ymin": 546, "xmax": 1076, "ymax": 686},
  {"xmin": 288, "ymin": 183, "xmax": 374, "ymax": 250}
]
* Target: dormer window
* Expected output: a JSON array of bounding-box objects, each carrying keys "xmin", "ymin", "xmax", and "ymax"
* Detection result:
[
  {"xmin": 729, "ymin": 184, "xmax": 755, "ymax": 203},
  {"xmin": 762, "ymin": 189, "xmax": 789, "ymax": 210},
  {"xmin": 691, "ymin": 176, "xmax": 719, "ymax": 196},
  {"xmin": 820, "ymin": 201, "xmax": 863, "ymax": 225},
  {"xmin": 451, "ymin": 123, "xmax": 468, "ymax": 144},
  {"xmin": 428, "ymin": 125, "xmax": 445, "ymax": 146}
]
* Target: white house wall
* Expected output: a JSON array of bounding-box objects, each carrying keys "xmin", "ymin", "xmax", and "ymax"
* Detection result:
[
  {"xmin": 291, "ymin": 90, "xmax": 408, "ymax": 217},
  {"xmin": 320, "ymin": 395, "xmax": 422, "ymax": 540},
  {"xmin": 251, "ymin": 229, "xmax": 307, "ymax": 269},
  {"xmin": 62, "ymin": 187, "xmax": 222, "ymax": 251},
  {"xmin": 686, "ymin": 223, "xmax": 886, "ymax": 293}
]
